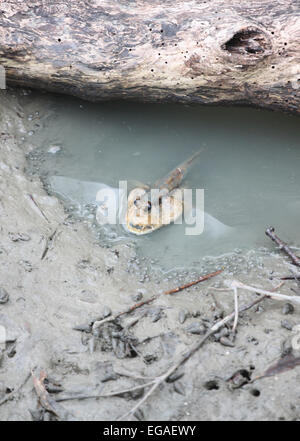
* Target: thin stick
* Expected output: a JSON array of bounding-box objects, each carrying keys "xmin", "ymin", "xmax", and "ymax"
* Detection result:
[
  {"xmin": 232, "ymin": 286, "xmax": 239, "ymax": 333},
  {"xmin": 41, "ymin": 228, "xmax": 57, "ymax": 260},
  {"xmin": 56, "ymin": 381, "xmax": 155, "ymax": 403},
  {"xmin": 27, "ymin": 194, "xmax": 50, "ymax": 223},
  {"xmin": 227, "ymin": 280, "xmax": 300, "ymax": 305},
  {"xmin": 92, "ymin": 296, "xmax": 157, "ymax": 331},
  {"xmin": 280, "ymin": 276, "xmax": 300, "ymax": 280},
  {"xmin": 266, "ymin": 226, "xmax": 300, "ymax": 267},
  {"xmin": 164, "ymin": 270, "xmax": 223, "ymax": 295},
  {"xmin": 92, "ymin": 270, "xmax": 222, "ymax": 333}
]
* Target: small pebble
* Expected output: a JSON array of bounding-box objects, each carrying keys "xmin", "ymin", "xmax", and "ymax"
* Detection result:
[
  {"xmin": 151, "ymin": 311, "xmax": 161, "ymax": 323},
  {"xmin": 134, "ymin": 409, "xmax": 144, "ymax": 421},
  {"xmin": 6, "ymin": 342, "xmax": 16, "ymax": 358},
  {"xmin": 214, "ymin": 327, "xmax": 229, "ymax": 341},
  {"xmin": 173, "ymin": 381, "xmax": 185, "ymax": 396},
  {"xmin": 45, "ymin": 384, "xmax": 64, "ymax": 394},
  {"xmin": 101, "ymin": 371, "xmax": 118, "ymax": 383},
  {"xmin": 144, "ymin": 354, "xmax": 157, "ymax": 364},
  {"xmin": 0, "ymin": 288, "xmax": 9, "ymax": 304},
  {"xmin": 281, "ymin": 339, "xmax": 293, "ymax": 357},
  {"xmin": 281, "ymin": 320, "xmax": 293, "ymax": 331},
  {"xmin": 186, "ymin": 322, "xmax": 206, "ymax": 335},
  {"xmin": 220, "ymin": 336, "xmax": 235, "ymax": 347},
  {"xmin": 282, "ymin": 303, "xmax": 294, "ymax": 315},
  {"xmin": 166, "ymin": 370, "xmax": 184, "ymax": 383},
  {"xmin": 129, "ymin": 387, "xmax": 144, "ymax": 400},
  {"xmin": 178, "ymin": 309, "xmax": 189, "ymax": 324}
]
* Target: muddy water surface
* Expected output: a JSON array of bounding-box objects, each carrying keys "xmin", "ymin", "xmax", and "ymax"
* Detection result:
[{"xmin": 22, "ymin": 90, "xmax": 300, "ymax": 271}]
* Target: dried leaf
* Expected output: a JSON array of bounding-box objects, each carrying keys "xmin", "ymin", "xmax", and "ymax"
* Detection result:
[
  {"xmin": 31, "ymin": 370, "xmax": 76, "ymax": 420},
  {"xmin": 260, "ymin": 354, "xmax": 300, "ymax": 379}
]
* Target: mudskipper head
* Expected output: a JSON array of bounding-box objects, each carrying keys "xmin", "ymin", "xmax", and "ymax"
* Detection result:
[{"xmin": 126, "ymin": 187, "xmax": 183, "ymax": 235}]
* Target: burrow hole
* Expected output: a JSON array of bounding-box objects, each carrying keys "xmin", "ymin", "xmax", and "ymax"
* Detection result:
[
  {"xmin": 204, "ymin": 380, "xmax": 220, "ymax": 390},
  {"xmin": 250, "ymin": 388, "xmax": 260, "ymax": 397}
]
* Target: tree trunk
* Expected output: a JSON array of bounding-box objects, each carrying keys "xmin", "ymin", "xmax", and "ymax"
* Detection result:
[{"xmin": 0, "ymin": 1, "xmax": 299, "ymax": 113}]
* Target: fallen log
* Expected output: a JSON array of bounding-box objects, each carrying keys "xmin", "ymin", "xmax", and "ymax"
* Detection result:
[{"xmin": 0, "ymin": 1, "xmax": 299, "ymax": 113}]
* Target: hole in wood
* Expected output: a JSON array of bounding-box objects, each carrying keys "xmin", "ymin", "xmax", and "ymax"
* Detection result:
[{"xmin": 222, "ymin": 28, "xmax": 269, "ymax": 55}]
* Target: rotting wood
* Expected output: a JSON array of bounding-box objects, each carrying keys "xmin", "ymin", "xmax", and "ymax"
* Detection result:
[
  {"xmin": 266, "ymin": 227, "xmax": 300, "ymax": 267},
  {"xmin": 0, "ymin": 1, "xmax": 299, "ymax": 113}
]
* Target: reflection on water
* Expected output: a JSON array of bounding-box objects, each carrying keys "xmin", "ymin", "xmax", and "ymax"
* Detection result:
[{"xmin": 22, "ymin": 89, "xmax": 300, "ymax": 270}]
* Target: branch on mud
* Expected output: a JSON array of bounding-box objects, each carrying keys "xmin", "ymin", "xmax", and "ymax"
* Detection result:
[
  {"xmin": 117, "ymin": 280, "xmax": 284, "ymax": 420},
  {"xmin": 266, "ymin": 226, "xmax": 300, "ymax": 267},
  {"xmin": 91, "ymin": 270, "xmax": 223, "ymax": 334},
  {"xmin": 223, "ymin": 279, "xmax": 300, "ymax": 306},
  {"xmin": 63, "ymin": 280, "xmax": 283, "ymax": 420}
]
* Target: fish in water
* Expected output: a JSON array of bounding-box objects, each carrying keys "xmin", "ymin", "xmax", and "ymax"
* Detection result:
[{"xmin": 126, "ymin": 150, "xmax": 203, "ymax": 235}]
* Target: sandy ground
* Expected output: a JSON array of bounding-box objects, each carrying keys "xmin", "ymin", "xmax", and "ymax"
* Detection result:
[{"xmin": 0, "ymin": 88, "xmax": 300, "ymax": 421}]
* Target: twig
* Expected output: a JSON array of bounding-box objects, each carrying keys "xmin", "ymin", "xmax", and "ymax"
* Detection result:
[
  {"xmin": 32, "ymin": 370, "xmax": 58, "ymax": 415},
  {"xmin": 56, "ymin": 381, "xmax": 155, "ymax": 402},
  {"xmin": 225, "ymin": 280, "xmax": 300, "ymax": 306},
  {"xmin": 92, "ymin": 296, "xmax": 157, "ymax": 332},
  {"xmin": 113, "ymin": 367, "xmax": 155, "ymax": 381},
  {"xmin": 266, "ymin": 226, "xmax": 300, "ymax": 267},
  {"xmin": 280, "ymin": 276, "xmax": 300, "ymax": 280},
  {"xmin": 163, "ymin": 270, "xmax": 223, "ymax": 295},
  {"xmin": 232, "ymin": 286, "xmax": 239, "ymax": 333},
  {"xmin": 92, "ymin": 270, "xmax": 222, "ymax": 334},
  {"xmin": 41, "ymin": 228, "xmax": 57, "ymax": 260},
  {"xmin": 27, "ymin": 194, "xmax": 50, "ymax": 223}
]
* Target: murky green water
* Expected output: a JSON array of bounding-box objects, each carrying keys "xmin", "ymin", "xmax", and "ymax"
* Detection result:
[{"xmin": 21, "ymin": 89, "xmax": 300, "ymax": 271}]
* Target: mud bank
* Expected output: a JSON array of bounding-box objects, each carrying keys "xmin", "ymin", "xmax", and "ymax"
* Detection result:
[{"xmin": 0, "ymin": 88, "xmax": 300, "ymax": 421}]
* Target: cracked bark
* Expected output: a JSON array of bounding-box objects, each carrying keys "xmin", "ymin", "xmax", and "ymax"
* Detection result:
[{"xmin": 0, "ymin": 0, "xmax": 299, "ymax": 113}]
